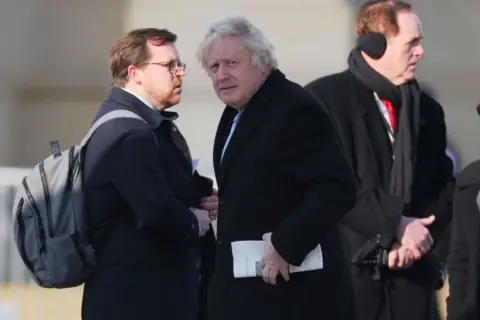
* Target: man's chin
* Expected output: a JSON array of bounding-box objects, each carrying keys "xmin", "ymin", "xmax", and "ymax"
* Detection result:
[
  {"xmin": 405, "ymin": 69, "xmax": 417, "ymax": 80},
  {"xmin": 396, "ymin": 72, "xmax": 416, "ymax": 85},
  {"xmin": 166, "ymin": 97, "xmax": 181, "ymax": 108}
]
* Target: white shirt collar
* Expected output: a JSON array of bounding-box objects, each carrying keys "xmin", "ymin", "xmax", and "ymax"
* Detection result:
[{"xmin": 121, "ymin": 87, "xmax": 156, "ymax": 111}]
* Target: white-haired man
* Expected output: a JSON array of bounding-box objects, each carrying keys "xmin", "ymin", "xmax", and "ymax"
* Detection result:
[{"xmin": 196, "ymin": 16, "xmax": 358, "ymax": 320}]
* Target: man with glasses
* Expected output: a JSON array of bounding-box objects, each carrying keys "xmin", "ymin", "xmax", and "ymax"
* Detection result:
[{"xmin": 81, "ymin": 28, "xmax": 218, "ymax": 320}]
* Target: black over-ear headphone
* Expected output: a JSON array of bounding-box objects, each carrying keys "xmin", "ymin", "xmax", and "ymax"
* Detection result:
[{"xmin": 356, "ymin": 32, "xmax": 387, "ymax": 60}]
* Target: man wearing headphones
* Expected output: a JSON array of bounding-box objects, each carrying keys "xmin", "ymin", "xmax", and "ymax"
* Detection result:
[{"xmin": 305, "ymin": 1, "xmax": 455, "ymax": 319}]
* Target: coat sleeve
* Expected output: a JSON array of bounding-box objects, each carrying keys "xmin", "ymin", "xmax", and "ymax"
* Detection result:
[
  {"xmin": 446, "ymin": 191, "xmax": 470, "ymax": 319},
  {"xmin": 191, "ymin": 172, "xmax": 214, "ymax": 207},
  {"xmin": 421, "ymin": 105, "xmax": 455, "ymax": 244},
  {"xmin": 270, "ymin": 101, "xmax": 358, "ymax": 266},
  {"xmin": 110, "ymin": 122, "xmax": 200, "ymax": 241}
]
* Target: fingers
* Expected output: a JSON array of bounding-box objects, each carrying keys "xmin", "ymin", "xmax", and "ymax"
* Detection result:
[
  {"xmin": 208, "ymin": 209, "xmax": 217, "ymax": 220},
  {"xmin": 406, "ymin": 243, "xmax": 423, "ymax": 260},
  {"xmin": 261, "ymin": 233, "xmax": 286, "ymax": 285},
  {"xmin": 262, "ymin": 262, "xmax": 278, "ymax": 285},
  {"xmin": 389, "ymin": 246, "xmax": 416, "ymax": 269},
  {"xmin": 200, "ymin": 196, "xmax": 218, "ymax": 211},
  {"xmin": 404, "ymin": 249, "xmax": 415, "ymax": 268},
  {"xmin": 262, "ymin": 264, "xmax": 290, "ymax": 285},
  {"xmin": 388, "ymin": 250, "xmax": 398, "ymax": 269},
  {"xmin": 397, "ymin": 247, "xmax": 416, "ymax": 269},
  {"xmin": 396, "ymin": 247, "xmax": 406, "ymax": 269},
  {"xmin": 419, "ymin": 215, "xmax": 436, "ymax": 226},
  {"xmin": 279, "ymin": 267, "xmax": 290, "ymax": 282},
  {"xmin": 418, "ymin": 231, "xmax": 433, "ymax": 255},
  {"xmin": 201, "ymin": 203, "xmax": 217, "ymax": 211},
  {"xmin": 201, "ymin": 195, "xmax": 219, "ymax": 220},
  {"xmin": 403, "ymin": 219, "xmax": 434, "ymax": 258}
]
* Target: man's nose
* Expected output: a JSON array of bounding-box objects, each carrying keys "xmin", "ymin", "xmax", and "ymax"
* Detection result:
[
  {"xmin": 176, "ymin": 68, "xmax": 186, "ymax": 78},
  {"xmin": 415, "ymin": 44, "xmax": 425, "ymax": 58},
  {"xmin": 215, "ymin": 65, "xmax": 230, "ymax": 80}
]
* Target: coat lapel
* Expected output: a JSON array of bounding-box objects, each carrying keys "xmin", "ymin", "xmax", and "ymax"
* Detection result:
[
  {"xmin": 217, "ymin": 99, "xmax": 269, "ymax": 188},
  {"xmin": 170, "ymin": 122, "xmax": 194, "ymax": 174},
  {"xmin": 213, "ymin": 107, "xmax": 237, "ymax": 178},
  {"xmin": 354, "ymin": 79, "xmax": 394, "ymax": 187},
  {"xmin": 214, "ymin": 70, "xmax": 282, "ymax": 189}
]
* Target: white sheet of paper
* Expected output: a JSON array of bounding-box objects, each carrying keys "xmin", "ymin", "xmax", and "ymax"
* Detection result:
[
  {"xmin": 231, "ymin": 240, "xmax": 323, "ymax": 278},
  {"xmin": 192, "ymin": 159, "xmax": 200, "ymax": 174}
]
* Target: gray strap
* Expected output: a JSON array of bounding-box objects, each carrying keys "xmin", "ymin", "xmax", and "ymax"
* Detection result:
[
  {"xmin": 477, "ymin": 190, "xmax": 480, "ymax": 211},
  {"xmin": 80, "ymin": 110, "xmax": 146, "ymax": 147}
]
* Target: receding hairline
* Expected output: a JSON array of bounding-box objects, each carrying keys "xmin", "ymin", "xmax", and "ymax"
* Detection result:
[{"xmin": 355, "ymin": 0, "xmax": 413, "ymax": 37}]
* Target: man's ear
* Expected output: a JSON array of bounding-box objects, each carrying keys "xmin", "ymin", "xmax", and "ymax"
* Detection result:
[
  {"xmin": 260, "ymin": 64, "xmax": 270, "ymax": 78},
  {"xmin": 128, "ymin": 65, "xmax": 143, "ymax": 85}
]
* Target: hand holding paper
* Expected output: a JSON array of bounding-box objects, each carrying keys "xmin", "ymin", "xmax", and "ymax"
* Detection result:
[
  {"xmin": 261, "ymin": 232, "xmax": 290, "ymax": 285},
  {"xmin": 231, "ymin": 234, "xmax": 323, "ymax": 280}
]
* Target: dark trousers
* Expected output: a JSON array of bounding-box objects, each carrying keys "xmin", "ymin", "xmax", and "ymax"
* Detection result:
[{"xmin": 354, "ymin": 275, "xmax": 436, "ymax": 320}]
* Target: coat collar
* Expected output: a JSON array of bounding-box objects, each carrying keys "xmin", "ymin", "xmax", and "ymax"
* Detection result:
[
  {"xmin": 213, "ymin": 69, "xmax": 285, "ymax": 188},
  {"xmin": 106, "ymin": 87, "xmax": 178, "ymax": 129}
]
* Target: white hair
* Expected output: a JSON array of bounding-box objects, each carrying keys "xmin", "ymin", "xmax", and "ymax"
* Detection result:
[{"xmin": 196, "ymin": 16, "xmax": 278, "ymax": 72}]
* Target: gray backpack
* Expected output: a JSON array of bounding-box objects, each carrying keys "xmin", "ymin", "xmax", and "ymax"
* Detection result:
[{"xmin": 12, "ymin": 109, "xmax": 147, "ymax": 288}]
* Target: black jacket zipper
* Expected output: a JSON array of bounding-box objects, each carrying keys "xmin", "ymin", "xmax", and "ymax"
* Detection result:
[
  {"xmin": 39, "ymin": 162, "xmax": 54, "ymax": 237},
  {"xmin": 22, "ymin": 177, "xmax": 46, "ymax": 246}
]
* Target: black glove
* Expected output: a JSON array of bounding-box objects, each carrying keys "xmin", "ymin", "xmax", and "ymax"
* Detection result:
[{"xmin": 351, "ymin": 236, "xmax": 389, "ymax": 267}]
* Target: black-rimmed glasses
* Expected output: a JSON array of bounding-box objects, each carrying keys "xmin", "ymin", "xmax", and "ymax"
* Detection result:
[{"xmin": 145, "ymin": 60, "xmax": 186, "ymax": 74}]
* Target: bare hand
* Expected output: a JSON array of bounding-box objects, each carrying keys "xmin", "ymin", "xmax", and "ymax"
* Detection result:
[
  {"xmin": 200, "ymin": 191, "xmax": 218, "ymax": 220},
  {"xmin": 396, "ymin": 215, "xmax": 435, "ymax": 260},
  {"xmin": 260, "ymin": 232, "xmax": 290, "ymax": 285},
  {"xmin": 388, "ymin": 242, "xmax": 415, "ymax": 269}
]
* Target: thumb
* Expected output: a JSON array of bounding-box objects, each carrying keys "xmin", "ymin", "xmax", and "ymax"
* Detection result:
[
  {"xmin": 262, "ymin": 232, "xmax": 272, "ymax": 241},
  {"xmin": 419, "ymin": 215, "xmax": 436, "ymax": 226}
]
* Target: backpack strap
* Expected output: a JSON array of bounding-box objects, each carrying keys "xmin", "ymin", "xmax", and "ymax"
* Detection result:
[
  {"xmin": 80, "ymin": 109, "xmax": 148, "ymax": 148},
  {"xmin": 477, "ymin": 189, "xmax": 480, "ymax": 211}
]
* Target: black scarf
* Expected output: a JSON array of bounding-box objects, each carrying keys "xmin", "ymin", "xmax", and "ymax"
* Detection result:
[{"xmin": 348, "ymin": 48, "xmax": 421, "ymax": 203}]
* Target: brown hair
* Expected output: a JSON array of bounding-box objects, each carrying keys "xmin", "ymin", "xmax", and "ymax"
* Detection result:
[
  {"xmin": 109, "ymin": 28, "xmax": 177, "ymax": 87},
  {"xmin": 356, "ymin": 0, "xmax": 412, "ymax": 38}
]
